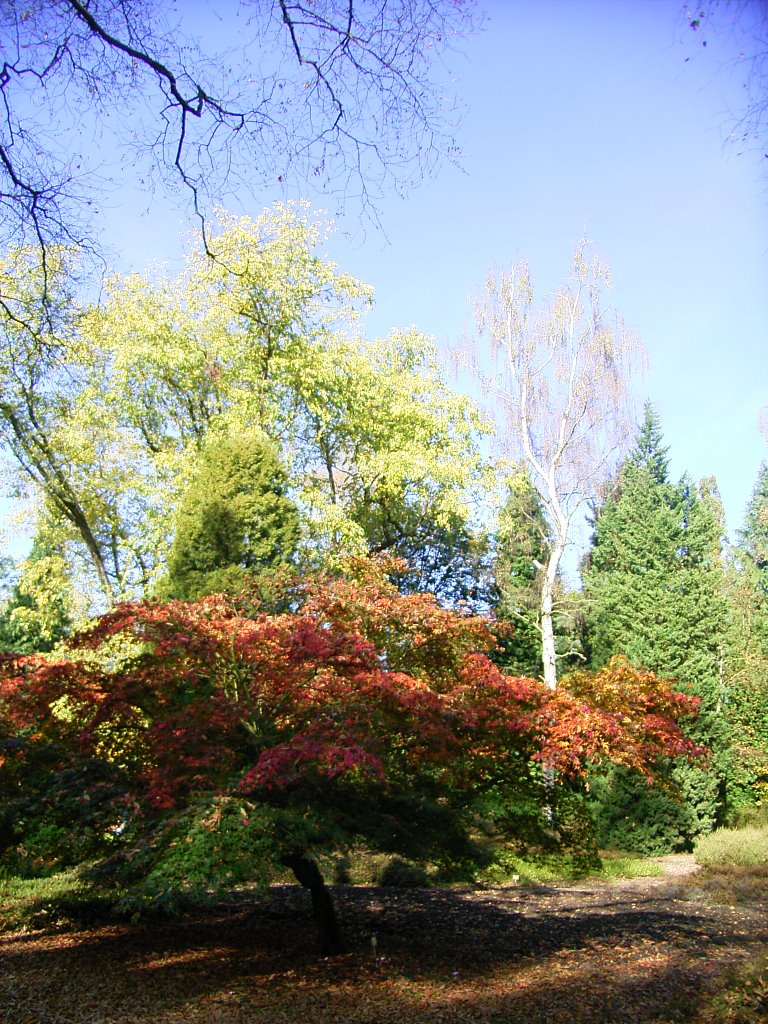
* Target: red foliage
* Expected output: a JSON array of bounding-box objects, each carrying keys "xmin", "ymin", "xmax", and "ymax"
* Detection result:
[{"xmin": 0, "ymin": 565, "xmax": 703, "ymax": 827}]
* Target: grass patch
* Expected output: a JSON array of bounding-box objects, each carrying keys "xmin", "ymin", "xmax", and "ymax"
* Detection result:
[
  {"xmin": 0, "ymin": 869, "xmax": 95, "ymax": 933},
  {"xmin": 595, "ymin": 854, "xmax": 664, "ymax": 880},
  {"xmin": 0, "ymin": 848, "xmax": 665, "ymax": 936},
  {"xmin": 475, "ymin": 849, "xmax": 662, "ymax": 887}
]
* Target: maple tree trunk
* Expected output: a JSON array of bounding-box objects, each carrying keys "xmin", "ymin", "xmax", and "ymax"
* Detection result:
[{"xmin": 281, "ymin": 853, "xmax": 345, "ymax": 957}]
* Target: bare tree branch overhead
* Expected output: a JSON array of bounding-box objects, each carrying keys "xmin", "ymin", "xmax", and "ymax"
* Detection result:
[
  {"xmin": 683, "ymin": 1, "xmax": 768, "ymax": 157},
  {"xmin": 0, "ymin": 0, "xmax": 476, "ymax": 276}
]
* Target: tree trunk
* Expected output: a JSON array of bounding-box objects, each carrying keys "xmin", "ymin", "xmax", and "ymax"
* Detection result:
[
  {"xmin": 541, "ymin": 537, "xmax": 565, "ymax": 823},
  {"xmin": 281, "ymin": 852, "xmax": 345, "ymax": 956},
  {"xmin": 541, "ymin": 585, "xmax": 557, "ymax": 691},
  {"xmin": 540, "ymin": 537, "xmax": 564, "ymax": 691}
]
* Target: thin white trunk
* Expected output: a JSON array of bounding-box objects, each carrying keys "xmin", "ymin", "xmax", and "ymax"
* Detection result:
[{"xmin": 540, "ymin": 531, "xmax": 565, "ymax": 689}]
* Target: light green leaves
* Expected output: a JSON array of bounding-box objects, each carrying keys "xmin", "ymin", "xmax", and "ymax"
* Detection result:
[{"xmin": 0, "ymin": 203, "xmax": 486, "ymax": 608}]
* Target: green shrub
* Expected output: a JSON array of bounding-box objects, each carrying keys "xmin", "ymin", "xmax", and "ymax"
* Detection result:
[
  {"xmin": 377, "ymin": 856, "xmax": 429, "ymax": 888},
  {"xmin": 554, "ymin": 791, "xmax": 602, "ymax": 872},
  {"xmin": 329, "ymin": 849, "xmax": 434, "ymax": 887},
  {"xmin": 695, "ymin": 827, "xmax": 768, "ymax": 869},
  {"xmin": 589, "ymin": 764, "xmax": 719, "ymax": 855},
  {"xmin": 725, "ymin": 802, "xmax": 768, "ymax": 830}
]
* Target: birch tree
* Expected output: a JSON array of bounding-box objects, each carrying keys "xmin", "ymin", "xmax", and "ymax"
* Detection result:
[{"xmin": 470, "ymin": 242, "xmax": 642, "ymax": 688}]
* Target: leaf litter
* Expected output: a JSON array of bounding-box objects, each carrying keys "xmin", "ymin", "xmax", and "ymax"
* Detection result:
[{"xmin": 1, "ymin": 857, "xmax": 766, "ymax": 1024}]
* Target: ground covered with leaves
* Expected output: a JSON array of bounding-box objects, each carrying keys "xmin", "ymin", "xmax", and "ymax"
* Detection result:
[{"xmin": 1, "ymin": 856, "xmax": 766, "ymax": 1024}]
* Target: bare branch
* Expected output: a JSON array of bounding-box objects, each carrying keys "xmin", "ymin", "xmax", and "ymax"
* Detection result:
[{"xmin": 0, "ymin": 1, "xmax": 476, "ymax": 283}]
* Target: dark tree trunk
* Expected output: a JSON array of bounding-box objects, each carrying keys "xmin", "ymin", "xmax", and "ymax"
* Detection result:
[{"xmin": 280, "ymin": 852, "xmax": 345, "ymax": 956}]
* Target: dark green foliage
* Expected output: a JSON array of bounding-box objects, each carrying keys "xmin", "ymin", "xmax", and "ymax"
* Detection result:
[
  {"xmin": 721, "ymin": 462, "xmax": 768, "ymax": 813},
  {"xmin": 364, "ymin": 501, "xmax": 493, "ymax": 610},
  {"xmin": 584, "ymin": 469, "xmax": 726, "ymax": 685},
  {"xmin": 734, "ymin": 461, "xmax": 768, "ymax": 657},
  {"xmin": 740, "ymin": 462, "xmax": 768, "ymax": 581},
  {"xmin": 583, "ymin": 406, "xmax": 729, "ymax": 848},
  {"xmin": 552, "ymin": 789, "xmax": 602, "ymax": 873},
  {"xmin": 377, "ymin": 856, "xmax": 430, "ymax": 887},
  {"xmin": 588, "ymin": 765, "xmax": 713, "ymax": 855},
  {"xmin": 161, "ymin": 431, "xmax": 300, "ymax": 600}
]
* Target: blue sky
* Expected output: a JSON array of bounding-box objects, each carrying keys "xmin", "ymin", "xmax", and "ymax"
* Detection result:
[{"xmin": 66, "ymin": 1, "xmax": 768, "ymax": 552}]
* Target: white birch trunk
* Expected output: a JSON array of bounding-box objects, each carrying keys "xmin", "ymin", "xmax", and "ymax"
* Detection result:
[{"xmin": 540, "ymin": 541, "xmax": 564, "ymax": 690}]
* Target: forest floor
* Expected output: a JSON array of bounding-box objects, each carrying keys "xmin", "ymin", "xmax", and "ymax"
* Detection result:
[{"xmin": 1, "ymin": 855, "xmax": 767, "ymax": 1024}]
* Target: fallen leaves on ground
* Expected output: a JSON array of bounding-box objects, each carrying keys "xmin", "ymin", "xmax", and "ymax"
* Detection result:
[{"xmin": 1, "ymin": 858, "xmax": 766, "ymax": 1024}]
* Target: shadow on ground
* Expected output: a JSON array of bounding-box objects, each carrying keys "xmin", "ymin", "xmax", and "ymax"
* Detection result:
[{"xmin": 2, "ymin": 879, "xmax": 766, "ymax": 1023}]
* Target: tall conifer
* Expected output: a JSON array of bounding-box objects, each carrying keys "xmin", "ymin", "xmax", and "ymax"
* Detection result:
[
  {"xmin": 493, "ymin": 468, "xmax": 549, "ymax": 678},
  {"xmin": 723, "ymin": 462, "xmax": 768, "ymax": 809},
  {"xmin": 582, "ymin": 405, "xmax": 728, "ymax": 850}
]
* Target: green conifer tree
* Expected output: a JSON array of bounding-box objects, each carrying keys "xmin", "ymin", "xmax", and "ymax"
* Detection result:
[
  {"xmin": 161, "ymin": 432, "xmax": 300, "ymax": 601},
  {"xmin": 722, "ymin": 462, "xmax": 768, "ymax": 812},
  {"xmin": 583, "ymin": 404, "xmax": 728, "ymax": 851},
  {"xmin": 492, "ymin": 468, "xmax": 549, "ymax": 678},
  {"xmin": 629, "ymin": 400, "xmax": 671, "ymax": 484},
  {"xmin": 492, "ymin": 468, "xmax": 582, "ymax": 679},
  {"xmin": 738, "ymin": 462, "xmax": 768, "ymax": 607}
]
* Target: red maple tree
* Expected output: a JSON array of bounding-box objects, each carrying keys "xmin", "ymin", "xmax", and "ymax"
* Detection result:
[{"xmin": 0, "ymin": 560, "xmax": 701, "ymax": 953}]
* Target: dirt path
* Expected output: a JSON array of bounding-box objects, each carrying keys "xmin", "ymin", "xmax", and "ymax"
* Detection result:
[{"xmin": 1, "ymin": 857, "xmax": 766, "ymax": 1024}]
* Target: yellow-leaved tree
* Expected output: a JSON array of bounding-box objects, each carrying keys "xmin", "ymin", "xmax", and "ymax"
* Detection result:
[{"xmin": 0, "ymin": 203, "xmax": 486, "ymax": 610}]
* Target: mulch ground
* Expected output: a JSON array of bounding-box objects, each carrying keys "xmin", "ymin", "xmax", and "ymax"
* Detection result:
[{"xmin": 1, "ymin": 857, "xmax": 766, "ymax": 1024}]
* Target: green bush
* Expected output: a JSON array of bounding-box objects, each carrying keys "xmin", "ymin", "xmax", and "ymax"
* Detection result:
[
  {"xmin": 329, "ymin": 849, "xmax": 433, "ymax": 887},
  {"xmin": 589, "ymin": 763, "xmax": 719, "ymax": 855},
  {"xmin": 554, "ymin": 791, "xmax": 602, "ymax": 872},
  {"xmin": 725, "ymin": 802, "xmax": 768, "ymax": 830},
  {"xmin": 695, "ymin": 827, "xmax": 768, "ymax": 869},
  {"xmin": 377, "ymin": 856, "xmax": 429, "ymax": 888}
]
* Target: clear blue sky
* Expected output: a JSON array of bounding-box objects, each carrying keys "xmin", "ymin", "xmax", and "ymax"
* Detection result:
[{"xmin": 76, "ymin": 1, "xmax": 768, "ymax": 551}]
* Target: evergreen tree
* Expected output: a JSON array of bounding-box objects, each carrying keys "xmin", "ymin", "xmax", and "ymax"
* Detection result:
[
  {"xmin": 629, "ymin": 400, "xmax": 671, "ymax": 484},
  {"xmin": 582, "ymin": 405, "xmax": 728, "ymax": 851},
  {"xmin": 492, "ymin": 468, "xmax": 548, "ymax": 678},
  {"xmin": 161, "ymin": 432, "xmax": 300, "ymax": 601},
  {"xmin": 585, "ymin": 409, "xmax": 726, "ymax": 690},
  {"xmin": 722, "ymin": 462, "xmax": 768, "ymax": 811},
  {"xmin": 739, "ymin": 461, "xmax": 768, "ymax": 605}
]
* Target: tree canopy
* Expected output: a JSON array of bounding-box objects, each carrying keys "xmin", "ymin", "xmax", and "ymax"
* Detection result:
[
  {"xmin": 160, "ymin": 431, "xmax": 300, "ymax": 601},
  {"xmin": 0, "ymin": 203, "xmax": 485, "ymax": 608},
  {"xmin": 467, "ymin": 242, "xmax": 643, "ymax": 687},
  {"xmin": 582, "ymin": 405, "xmax": 733, "ymax": 850}
]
